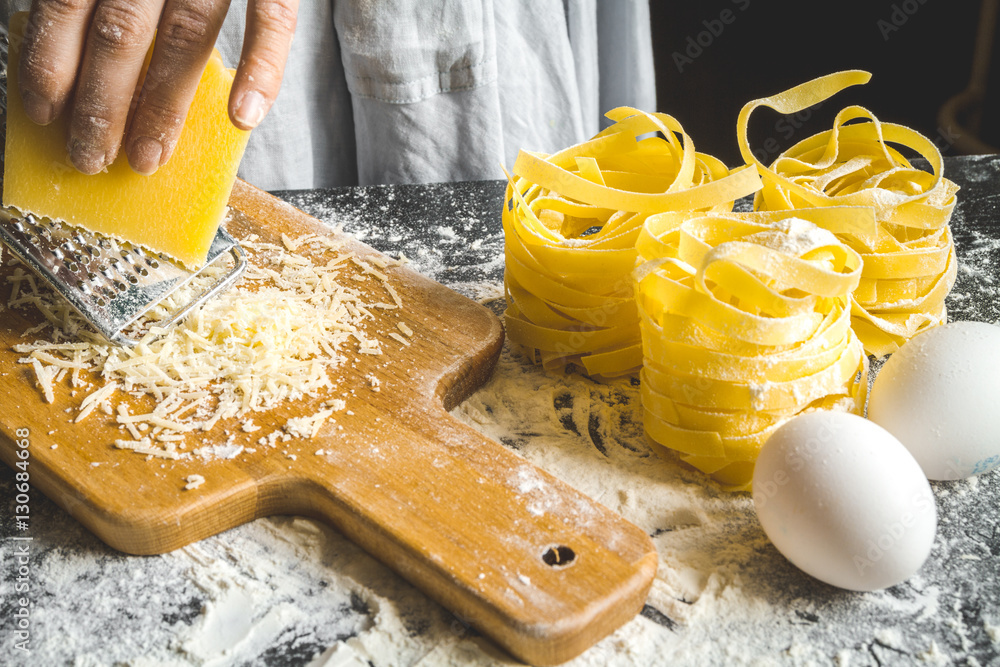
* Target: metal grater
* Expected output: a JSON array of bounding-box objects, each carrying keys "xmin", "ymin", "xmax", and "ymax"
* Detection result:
[{"xmin": 0, "ymin": 22, "xmax": 246, "ymax": 347}]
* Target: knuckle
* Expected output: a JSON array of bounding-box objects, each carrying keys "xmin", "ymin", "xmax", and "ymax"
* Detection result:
[
  {"xmin": 133, "ymin": 98, "xmax": 186, "ymax": 139},
  {"xmin": 19, "ymin": 57, "xmax": 63, "ymax": 95},
  {"xmin": 72, "ymin": 99, "xmax": 117, "ymax": 135},
  {"xmin": 243, "ymin": 51, "xmax": 284, "ymax": 83},
  {"xmin": 159, "ymin": 6, "xmax": 215, "ymax": 53},
  {"xmin": 252, "ymin": 0, "xmax": 298, "ymax": 34},
  {"xmin": 18, "ymin": 1, "xmax": 92, "ymax": 92},
  {"xmin": 37, "ymin": 0, "xmax": 93, "ymax": 17},
  {"xmin": 70, "ymin": 107, "xmax": 117, "ymax": 155},
  {"xmin": 90, "ymin": 1, "xmax": 151, "ymax": 51}
]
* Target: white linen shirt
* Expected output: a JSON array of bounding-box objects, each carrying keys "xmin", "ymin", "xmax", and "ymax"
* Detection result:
[{"xmin": 218, "ymin": 0, "xmax": 656, "ymax": 190}]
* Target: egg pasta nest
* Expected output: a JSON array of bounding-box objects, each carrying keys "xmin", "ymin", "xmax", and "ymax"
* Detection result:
[
  {"xmin": 738, "ymin": 71, "xmax": 959, "ymax": 358},
  {"xmin": 634, "ymin": 209, "xmax": 873, "ymax": 490},
  {"xmin": 503, "ymin": 107, "xmax": 762, "ymax": 378},
  {"xmin": 501, "ymin": 72, "xmax": 959, "ymax": 491}
]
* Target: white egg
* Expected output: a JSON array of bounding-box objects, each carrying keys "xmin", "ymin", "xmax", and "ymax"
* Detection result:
[
  {"xmin": 868, "ymin": 321, "xmax": 1000, "ymax": 480},
  {"xmin": 753, "ymin": 411, "xmax": 936, "ymax": 592}
]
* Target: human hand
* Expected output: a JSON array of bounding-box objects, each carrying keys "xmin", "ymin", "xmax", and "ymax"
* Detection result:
[{"xmin": 17, "ymin": 0, "xmax": 299, "ymax": 175}]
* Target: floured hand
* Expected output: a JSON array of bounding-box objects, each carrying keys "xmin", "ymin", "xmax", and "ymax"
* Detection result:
[{"xmin": 16, "ymin": 0, "xmax": 298, "ymax": 175}]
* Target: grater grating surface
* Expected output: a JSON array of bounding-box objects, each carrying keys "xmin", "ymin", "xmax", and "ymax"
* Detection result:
[
  {"xmin": 0, "ymin": 210, "xmax": 246, "ymax": 346},
  {"xmin": 0, "ymin": 21, "xmax": 247, "ymax": 347}
]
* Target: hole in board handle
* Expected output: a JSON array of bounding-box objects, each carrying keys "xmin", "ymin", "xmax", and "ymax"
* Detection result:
[{"xmin": 542, "ymin": 545, "xmax": 576, "ymax": 568}]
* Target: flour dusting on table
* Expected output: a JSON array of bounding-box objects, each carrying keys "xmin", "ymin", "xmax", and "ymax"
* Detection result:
[
  {"xmin": 2, "ymin": 172, "xmax": 999, "ymax": 665},
  {"xmin": 447, "ymin": 334, "xmax": 999, "ymax": 665}
]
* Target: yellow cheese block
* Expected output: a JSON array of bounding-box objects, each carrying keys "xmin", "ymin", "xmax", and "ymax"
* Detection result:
[{"xmin": 3, "ymin": 13, "xmax": 250, "ymax": 267}]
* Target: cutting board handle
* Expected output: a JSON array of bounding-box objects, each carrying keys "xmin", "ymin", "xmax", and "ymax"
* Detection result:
[
  {"xmin": 292, "ymin": 413, "xmax": 657, "ymax": 666},
  {"xmin": 0, "ymin": 179, "xmax": 658, "ymax": 666}
]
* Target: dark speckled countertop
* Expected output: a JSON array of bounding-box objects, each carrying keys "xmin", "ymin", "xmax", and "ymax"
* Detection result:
[{"xmin": 1, "ymin": 156, "xmax": 999, "ymax": 666}]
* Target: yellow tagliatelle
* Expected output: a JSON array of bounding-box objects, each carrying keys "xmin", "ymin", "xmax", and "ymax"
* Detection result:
[
  {"xmin": 503, "ymin": 107, "xmax": 762, "ymax": 377},
  {"xmin": 634, "ymin": 209, "xmax": 873, "ymax": 490},
  {"xmin": 737, "ymin": 71, "xmax": 959, "ymax": 358}
]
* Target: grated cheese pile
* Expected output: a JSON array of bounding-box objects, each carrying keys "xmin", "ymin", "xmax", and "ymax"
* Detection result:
[{"xmin": 6, "ymin": 227, "xmax": 411, "ymax": 465}]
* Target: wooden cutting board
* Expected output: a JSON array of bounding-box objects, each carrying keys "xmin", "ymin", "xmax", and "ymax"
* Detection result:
[{"xmin": 0, "ymin": 179, "xmax": 657, "ymax": 666}]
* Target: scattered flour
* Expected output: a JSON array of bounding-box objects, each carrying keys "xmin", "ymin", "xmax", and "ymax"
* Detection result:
[
  {"xmin": 3, "ymin": 172, "xmax": 999, "ymax": 665},
  {"xmin": 443, "ymin": 336, "xmax": 1000, "ymax": 665}
]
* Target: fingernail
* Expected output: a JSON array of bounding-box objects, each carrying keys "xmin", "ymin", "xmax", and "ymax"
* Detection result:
[
  {"xmin": 234, "ymin": 90, "xmax": 267, "ymax": 129},
  {"xmin": 68, "ymin": 138, "xmax": 112, "ymax": 175},
  {"xmin": 21, "ymin": 89, "xmax": 54, "ymax": 125},
  {"xmin": 129, "ymin": 136, "xmax": 163, "ymax": 175}
]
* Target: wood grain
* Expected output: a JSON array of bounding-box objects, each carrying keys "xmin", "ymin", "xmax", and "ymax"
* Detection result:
[{"xmin": 0, "ymin": 179, "xmax": 657, "ymax": 665}]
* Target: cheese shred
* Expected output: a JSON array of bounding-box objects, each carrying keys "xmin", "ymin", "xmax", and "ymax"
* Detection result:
[{"xmin": 7, "ymin": 229, "xmax": 406, "ymax": 470}]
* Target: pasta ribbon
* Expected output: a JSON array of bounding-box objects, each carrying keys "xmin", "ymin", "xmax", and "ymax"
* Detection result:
[
  {"xmin": 503, "ymin": 107, "xmax": 762, "ymax": 377},
  {"xmin": 737, "ymin": 71, "xmax": 959, "ymax": 358},
  {"xmin": 634, "ymin": 210, "xmax": 872, "ymax": 490}
]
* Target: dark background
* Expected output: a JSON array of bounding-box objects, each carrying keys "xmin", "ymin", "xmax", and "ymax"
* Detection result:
[{"xmin": 649, "ymin": 0, "xmax": 995, "ymax": 167}]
